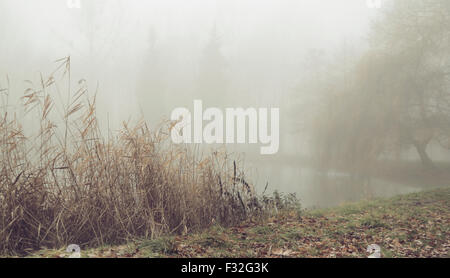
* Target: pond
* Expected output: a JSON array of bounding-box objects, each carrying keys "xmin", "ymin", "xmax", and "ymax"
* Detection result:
[{"xmin": 249, "ymin": 162, "xmax": 426, "ymax": 208}]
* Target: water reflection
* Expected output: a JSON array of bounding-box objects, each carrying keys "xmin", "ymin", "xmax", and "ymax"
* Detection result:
[{"xmin": 251, "ymin": 163, "xmax": 423, "ymax": 208}]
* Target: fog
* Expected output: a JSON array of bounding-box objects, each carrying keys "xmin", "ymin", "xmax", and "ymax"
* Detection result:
[
  {"xmin": 0, "ymin": 0, "xmax": 375, "ymax": 125},
  {"xmin": 1, "ymin": 0, "xmax": 449, "ymax": 207}
]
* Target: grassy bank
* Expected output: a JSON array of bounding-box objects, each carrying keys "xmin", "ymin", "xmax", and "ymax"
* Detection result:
[{"xmin": 27, "ymin": 187, "xmax": 450, "ymax": 258}]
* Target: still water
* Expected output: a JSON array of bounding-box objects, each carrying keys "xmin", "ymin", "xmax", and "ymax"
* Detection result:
[{"xmin": 250, "ymin": 163, "xmax": 424, "ymax": 208}]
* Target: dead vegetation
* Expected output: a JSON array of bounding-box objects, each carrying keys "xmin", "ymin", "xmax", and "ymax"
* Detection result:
[
  {"xmin": 0, "ymin": 58, "xmax": 265, "ymax": 255},
  {"xmin": 25, "ymin": 188, "xmax": 450, "ymax": 258}
]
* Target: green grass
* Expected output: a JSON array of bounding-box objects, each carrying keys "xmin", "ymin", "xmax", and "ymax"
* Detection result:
[{"xmin": 21, "ymin": 188, "xmax": 450, "ymax": 258}]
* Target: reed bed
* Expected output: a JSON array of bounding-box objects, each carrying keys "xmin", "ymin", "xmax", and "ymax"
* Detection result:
[{"xmin": 0, "ymin": 58, "xmax": 262, "ymax": 255}]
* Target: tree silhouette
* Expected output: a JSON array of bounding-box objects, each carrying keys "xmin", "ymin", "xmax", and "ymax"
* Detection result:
[
  {"xmin": 51, "ymin": 0, "xmax": 125, "ymax": 78},
  {"xmin": 136, "ymin": 27, "xmax": 168, "ymax": 123},
  {"xmin": 197, "ymin": 25, "xmax": 228, "ymax": 106}
]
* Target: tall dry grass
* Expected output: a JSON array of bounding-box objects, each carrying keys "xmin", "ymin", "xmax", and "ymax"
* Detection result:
[{"xmin": 0, "ymin": 58, "xmax": 261, "ymax": 255}]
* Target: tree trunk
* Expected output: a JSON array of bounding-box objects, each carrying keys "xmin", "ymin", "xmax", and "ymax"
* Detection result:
[{"xmin": 414, "ymin": 142, "xmax": 435, "ymax": 169}]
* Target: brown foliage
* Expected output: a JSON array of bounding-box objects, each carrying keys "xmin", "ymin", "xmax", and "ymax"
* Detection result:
[{"xmin": 0, "ymin": 58, "xmax": 260, "ymax": 255}]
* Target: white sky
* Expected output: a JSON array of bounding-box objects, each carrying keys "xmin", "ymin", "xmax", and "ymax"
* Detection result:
[{"xmin": 0, "ymin": 0, "xmax": 383, "ymax": 126}]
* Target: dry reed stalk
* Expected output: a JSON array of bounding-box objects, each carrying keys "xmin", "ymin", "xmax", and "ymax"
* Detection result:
[{"xmin": 0, "ymin": 58, "xmax": 264, "ymax": 255}]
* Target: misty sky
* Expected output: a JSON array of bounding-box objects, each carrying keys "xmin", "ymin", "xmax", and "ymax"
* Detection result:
[{"xmin": 0, "ymin": 0, "xmax": 383, "ymax": 155}]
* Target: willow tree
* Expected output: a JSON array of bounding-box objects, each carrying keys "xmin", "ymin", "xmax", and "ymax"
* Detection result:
[
  {"xmin": 310, "ymin": 0, "xmax": 450, "ymax": 170},
  {"xmin": 370, "ymin": 0, "xmax": 450, "ymax": 168}
]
